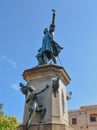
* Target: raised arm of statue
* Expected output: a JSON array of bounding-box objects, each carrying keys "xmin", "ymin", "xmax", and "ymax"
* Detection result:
[
  {"xmin": 36, "ymin": 85, "xmax": 49, "ymax": 95},
  {"xmin": 49, "ymin": 9, "xmax": 56, "ymax": 34}
]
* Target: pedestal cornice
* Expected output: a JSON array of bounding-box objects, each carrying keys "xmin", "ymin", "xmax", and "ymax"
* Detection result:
[{"xmin": 22, "ymin": 64, "xmax": 71, "ymax": 86}]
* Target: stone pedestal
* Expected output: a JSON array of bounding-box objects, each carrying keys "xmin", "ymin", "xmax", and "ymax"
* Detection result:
[
  {"xmin": 17, "ymin": 123, "xmax": 73, "ymax": 130},
  {"xmin": 17, "ymin": 64, "xmax": 73, "ymax": 130}
]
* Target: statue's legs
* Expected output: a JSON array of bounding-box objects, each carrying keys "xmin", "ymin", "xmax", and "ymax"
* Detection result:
[
  {"xmin": 51, "ymin": 54, "xmax": 56, "ymax": 64},
  {"xmin": 43, "ymin": 53, "xmax": 48, "ymax": 64},
  {"xmin": 42, "ymin": 51, "xmax": 56, "ymax": 64},
  {"xmin": 39, "ymin": 106, "xmax": 46, "ymax": 123},
  {"xmin": 26, "ymin": 102, "xmax": 37, "ymax": 126},
  {"xmin": 26, "ymin": 109, "xmax": 35, "ymax": 126}
]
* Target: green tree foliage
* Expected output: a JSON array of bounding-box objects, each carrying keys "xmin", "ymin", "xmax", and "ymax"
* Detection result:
[{"xmin": 0, "ymin": 104, "xmax": 21, "ymax": 130}]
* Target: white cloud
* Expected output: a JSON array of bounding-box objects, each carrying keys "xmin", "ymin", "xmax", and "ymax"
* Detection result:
[
  {"xmin": 10, "ymin": 82, "xmax": 20, "ymax": 91},
  {"xmin": 1, "ymin": 55, "xmax": 17, "ymax": 69}
]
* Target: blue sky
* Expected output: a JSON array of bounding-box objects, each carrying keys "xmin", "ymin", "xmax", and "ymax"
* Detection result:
[{"xmin": 0, "ymin": 0, "xmax": 97, "ymax": 122}]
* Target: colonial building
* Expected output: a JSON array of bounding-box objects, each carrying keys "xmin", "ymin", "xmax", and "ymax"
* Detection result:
[{"xmin": 68, "ymin": 105, "xmax": 97, "ymax": 130}]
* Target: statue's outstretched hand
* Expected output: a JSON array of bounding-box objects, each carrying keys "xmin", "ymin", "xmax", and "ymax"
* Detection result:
[{"xmin": 46, "ymin": 85, "xmax": 50, "ymax": 88}]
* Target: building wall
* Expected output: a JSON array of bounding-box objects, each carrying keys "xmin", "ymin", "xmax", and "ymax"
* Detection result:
[{"xmin": 68, "ymin": 105, "xmax": 97, "ymax": 130}]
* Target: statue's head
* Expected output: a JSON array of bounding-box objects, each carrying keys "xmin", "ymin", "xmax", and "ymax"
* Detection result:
[{"xmin": 44, "ymin": 28, "xmax": 48, "ymax": 34}]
